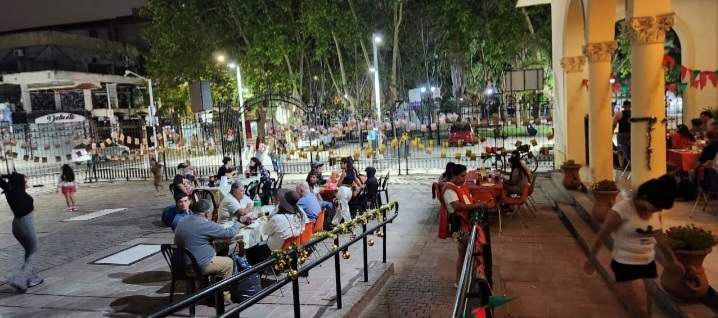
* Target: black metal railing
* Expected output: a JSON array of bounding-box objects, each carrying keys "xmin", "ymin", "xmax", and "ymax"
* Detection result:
[
  {"xmin": 452, "ymin": 211, "xmax": 493, "ymax": 318},
  {"xmin": 148, "ymin": 202, "xmax": 399, "ymax": 318}
]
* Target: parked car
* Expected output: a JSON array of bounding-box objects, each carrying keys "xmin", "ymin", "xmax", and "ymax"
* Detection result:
[
  {"xmin": 100, "ymin": 144, "xmax": 131, "ymax": 160},
  {"xmin": 70, "ymin": 145, "xmax": 92, "ymax": 165},
  {"xmin": 448, "ymin": 123, "xmax": 476, "ymax": 146}
]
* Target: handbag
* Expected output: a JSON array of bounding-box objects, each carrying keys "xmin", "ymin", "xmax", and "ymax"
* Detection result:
[{"xmin": 229, "ymin": 254, "xmax": 262, "ymax": 303}]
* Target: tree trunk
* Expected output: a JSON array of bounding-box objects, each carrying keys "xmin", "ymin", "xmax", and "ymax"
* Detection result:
[
  {"xmin": 389, "ymin": 0, "xmax": 404, "ymax": 109},
  {"xmin": 332, "ymin": 31, "xmax": 355, "ymax": 111},
  {"xmin": 450, "ymin": 56, "xmax": 465, "ymax": 100},
  {"xmin": 348, "ymin": 0, "xmax": 372, "ymax": 69}
]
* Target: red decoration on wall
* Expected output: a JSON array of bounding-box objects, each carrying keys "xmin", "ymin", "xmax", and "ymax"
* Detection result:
[
  {"xmin": 666, "ymin": 83, "xmax": 677, "ymax": 93},
  {"xmin": 680, "ymin": 66, "xmax": 690, "ymax": 82},
  {"xmin": 581, "ymin": 79, "xmax": 589, "ymax": 90},
  {"xmin": 662, "ymin": 55, "xmax": 676, "ymax": 70}
]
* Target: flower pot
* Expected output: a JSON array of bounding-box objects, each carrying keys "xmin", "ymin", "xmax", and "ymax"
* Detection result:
[
  {"xmin": 561, "ymin": 164, "xmax": 582, "ymax": 190},
  {"xmin": 660, "ymin": 248, "xmax": 712, "ymax": 300},
  {"xmin": 591, "ymin": 190, "xmax": 619, "ymax": 223}
]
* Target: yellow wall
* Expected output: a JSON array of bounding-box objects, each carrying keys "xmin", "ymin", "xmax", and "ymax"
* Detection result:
[{"xmin": 673, "ymin": 0, "xmax": 718, "ymax": 119}]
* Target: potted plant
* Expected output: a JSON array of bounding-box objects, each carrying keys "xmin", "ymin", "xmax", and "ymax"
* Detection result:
[
  {"xmin": 590, "ymin": 180, "xmax": 619, "ymax": 223},
  {"xmin": 561, "ymin": 160, "xmax": 582, "ymax": 190},
  {"xmin": 660, "ymin": 225, "xmax": 718, "ymax": 300}
]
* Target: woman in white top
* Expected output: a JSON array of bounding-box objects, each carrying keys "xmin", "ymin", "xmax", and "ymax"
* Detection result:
[
  {"xmin": 584, "ymin": 175, "xmax": 684, "ymax": 318},
  {"xmin": 262, "ymin": 190, "xmax": 306, "ymax": 250}
]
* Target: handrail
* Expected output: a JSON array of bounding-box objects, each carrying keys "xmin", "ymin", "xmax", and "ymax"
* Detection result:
[
  {"xmin": 451, "ymin": 210, "xmax": 493, "ymax": 318},
  {"xmin": 148, "ymin": 201, "xmax": 399, "ymax": 318}
]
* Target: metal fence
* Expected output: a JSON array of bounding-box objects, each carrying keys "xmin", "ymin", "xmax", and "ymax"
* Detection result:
[{"xmin": 0, "ymin": 96, "xmax": 556, "ymax": 190}]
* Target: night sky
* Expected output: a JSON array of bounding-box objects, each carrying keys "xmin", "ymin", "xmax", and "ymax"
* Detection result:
[{"xmin": 0, "ymin": 0, "xmax": 148, "ymax": 32}]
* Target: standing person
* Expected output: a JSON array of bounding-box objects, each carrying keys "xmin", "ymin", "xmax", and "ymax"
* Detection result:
[
  {"xmin": 57, "ymin": 164, "xmax": 78, "ymax": 212},
  {"xmin": 0, "ymin": 172, "xmax": 43, "ymax": 292},
  {"xmin": 245, "ymin": 157, "xmax": 271, "ymax": 204},
  {"xmin": 700, "ymin": 110, "xmax": 715, "ymax": 134},
  {"xmin": 439, "ymin": 164, "xmax": 485, "ymax": 286},
  {"xmin": 275, "ymin": 140, "xmax": 287, "ymax": 173},
  {"xmin": 583, "ymin": 175, "xmax": 684, "ymax": 318},
  {"xmin": 150, "ymin": 158, "xmax": 162, "ymax": 192},
  {"xmin": 613, "ymin": 100, "xmax": 632, "ymax": 169},
  {"xmin": 332, "ymin": 157, "xmax": 358, "ymax": 225}
]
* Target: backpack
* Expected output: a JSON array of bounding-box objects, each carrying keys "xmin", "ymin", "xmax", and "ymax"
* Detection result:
[{"xmin": 229, "ymin": 254, "xmax": 262, "ymax": 303}]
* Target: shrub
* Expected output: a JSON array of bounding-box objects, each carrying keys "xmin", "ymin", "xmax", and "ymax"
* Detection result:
[{"xmin": 666, "ymin": 225, "xmax": 718, "ymax": 251}]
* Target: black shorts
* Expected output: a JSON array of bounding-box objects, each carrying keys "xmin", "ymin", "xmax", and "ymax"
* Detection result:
[{"xmin": 610, "ymin": 260, "xmax": 657, "ymax": 282}]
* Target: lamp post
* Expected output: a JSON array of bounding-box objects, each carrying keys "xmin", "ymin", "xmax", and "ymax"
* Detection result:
[
  {"xmin": 124, "ymin": 70, "xmax": 158, "ymax": 161},
  {"xmin": 372, "ymin": 33, "xmax": 382, "ymax": 145},
  {"xmin": 227, "ymin": 61, "xmax": 248, "ymax": 164}
]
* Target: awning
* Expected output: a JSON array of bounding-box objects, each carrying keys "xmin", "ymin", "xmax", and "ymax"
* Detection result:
[{"xmin": 0, "ymin": 70, "xmax": 144, "ymax": 90}]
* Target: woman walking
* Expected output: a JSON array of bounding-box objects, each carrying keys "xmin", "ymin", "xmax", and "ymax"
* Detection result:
[
  {"xmin": 584, "ymin": 175, "xmax": 684, "ymax": 318},
  {"xmin": 57, "ymin": 164, "xmax": 78, "ymax": 212},
  {"xmin": 1, "ymin": 172, "xmax": 43, "ymax": 293}
]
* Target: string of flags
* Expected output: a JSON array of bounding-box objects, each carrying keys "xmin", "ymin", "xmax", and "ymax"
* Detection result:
[{"xmin": 580, "ymin": 54, "xmax": 717, "ymax": 94}]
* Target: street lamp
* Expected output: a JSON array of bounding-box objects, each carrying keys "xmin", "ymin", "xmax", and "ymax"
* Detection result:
[
  {"xmin": 372, "ymin": 32, "xmax": 382, "ymax": 144},
  {"xmin": 124, "ymin": 70, "xmax": 158, "ymax": 161},
  {"xmin": 224, "ymin": 60, "xmax": 248, "ymax": 170}
]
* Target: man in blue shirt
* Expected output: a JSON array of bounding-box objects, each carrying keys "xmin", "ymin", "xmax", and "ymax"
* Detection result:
[
  {"xmin": 161, "ymin": 193, "xmax": 192, "ymax": 231},
  {"xmin": 295, "ymin": 181, "xmax": 321, "ymax": 220}
]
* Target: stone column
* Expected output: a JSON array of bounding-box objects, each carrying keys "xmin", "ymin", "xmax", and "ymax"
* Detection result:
[
  {"xmin": 54, "ymin": 91, "xmax": 62, "ymax": 111},
  {"xmin": 628, "ymin": 13, "xmax": 675, "ymax": 187},
  {"xmin": 561, "ymin": 56, "xmax": 588, "ymax": 166},
  {"xmin": 584, "ymin": 41, "xmax": 618, "ymax": 182},
  {"xmin": 83, "ymin": 89, "xmax": 93, "ymax": 112},
  {"xmin": 20, "ymin": 84, "xmax": 32, "ymax": 112}
]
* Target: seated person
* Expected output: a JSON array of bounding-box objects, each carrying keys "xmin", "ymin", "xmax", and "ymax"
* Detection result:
[
  {"xmin": 296, "ymin": 181, "xmax": 321, "ymax": 220},
  {"xmin": 310, "ymin": 161, "xmax": 326, "ymax": 185},
  {"xmin": 671, "ymin": 124, "xmax": 696, "ymax": 149},
  {"xmin": 698, "ymin": 130, "xmax": 718, "ymax": 169},
  {"xmin": 218, "ymin": 181, "xmax": 254, "ymax": 224},
  {"xmin": 364, "ymin": 167, "xmax": 380, "ymax": 207},
  {"xmin": 505, "ymin": 154, "xmax": 531, "ymax": 196},
  {"xmin": 174, "ymin": 199, "xmax": 240, "ymax": 280},
  {"xmin": 216, "ymin": 157, "xmax": 236, "ymax": 179},
  {"xmin": 172, "ymin": 174, "xmax": 193, "ymax": 196},
  {"xmin": 262, "ymin": 190, "xmax": 306, "ymax": 250},
  {"xmin": 307, "ymin": 172, "xmax": 333, "ymax": 210},
  {"xmin": 690, "ymin": 118, "xmax": 704, "ymax": 139},
  {"xmin": 161, "ymin": 193, "xmax": 192, "ymax": 231}
]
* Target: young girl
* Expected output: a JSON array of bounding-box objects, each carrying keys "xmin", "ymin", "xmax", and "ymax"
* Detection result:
[
  {"xmin": 57, "ymin": 164, "xmax": 78, "ymax": 212},
  {"xmin": 150, "ymin": 158, "xmax": 162, "ymax": 192}
]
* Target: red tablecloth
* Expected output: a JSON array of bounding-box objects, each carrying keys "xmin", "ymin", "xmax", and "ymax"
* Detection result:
[
  {"xmin": 468, "ymin": 182, "xmax": 504, "ymax": 207},
  {"xmin": 668, "ymin": 149, "xmax": 700, "ymax": 171}
]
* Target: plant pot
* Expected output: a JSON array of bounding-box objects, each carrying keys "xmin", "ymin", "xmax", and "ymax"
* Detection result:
[
  {"xmin": 561, "ymin": 164, "xmax": 582, "ymax": 190},
  {"xmin": 591, "ymin": 190, "xmax": 618, "ymax": 223},
  {"xmin": 660, "ymin": 248, "xmax": 712, "ymax": 300}
]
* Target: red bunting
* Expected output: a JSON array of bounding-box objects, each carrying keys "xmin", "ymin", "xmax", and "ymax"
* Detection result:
[
  {"xmin": 662, "ymin": 55, "xmax": 676, "ymax": 70},
  {"xmin": 472, "ymin": 307, "xmax": 487, "ymax": 318},
  {"xmin": 581, "ymin": 79, "xmax": 589, "ymax": 90},
  {"xmin": 611, "ymin": 81, "xmax": 621, "ymax": 93},
  {"xmin": 700, "ymin": 71, "xmax": 710, "ymax": 89},
  {"xmin": 706, "ymin": 71, "xmax": 718, "ymax": 88},
  {"xmin": 680, "ymin": 66, "xmax": 690, "ymax": 81},
  {"xmin": 666, "ymin": 83, "xmax": 677, "ymax": 93}
]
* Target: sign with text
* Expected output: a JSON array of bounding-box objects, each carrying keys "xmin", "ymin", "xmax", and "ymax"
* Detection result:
[{"xmin": 35, "ymin": 112, "xmax": 86, "ymax": 124}]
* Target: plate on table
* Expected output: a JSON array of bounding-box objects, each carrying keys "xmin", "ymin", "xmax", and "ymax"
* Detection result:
[{"xmin": 480, "ymin": 183, "xmax": 495, "ymax": 187}]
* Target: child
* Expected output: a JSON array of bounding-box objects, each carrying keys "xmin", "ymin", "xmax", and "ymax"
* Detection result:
[
  {"xmin": 57, "ymin": 164, "xmax": 78, "ymax": 211},
  {"xmin": 150, "ymin": 158, "xmax": 162, "ymax": 192}
]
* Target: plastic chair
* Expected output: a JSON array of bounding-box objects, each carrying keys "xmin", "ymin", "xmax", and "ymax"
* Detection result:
[
  {"xmin": 314, "ymin": 211, "xmax": 325, "ymax": 233},
  {"xmin": 160, "ymin": 244, "xmax": 210, "ymax": 316},
  {"xmin": 378, "ymin": 172, "xmax": 390, "ymax": 204},
  {"xmin": 300, "ymin": 222, "xmax": 315, "ymax": 245},
  {"xmin": 501, "ymin": 184, "xmax": 533, "ymax": 218},
  {"xmin": 192, "ymin": 189, "xmax": 218, "ymax": 221}
]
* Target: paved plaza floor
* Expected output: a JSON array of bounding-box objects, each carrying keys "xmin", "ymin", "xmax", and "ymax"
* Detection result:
[{"xmin": 0, "ymin": 173, "xmax": 650, "ymax": 318}]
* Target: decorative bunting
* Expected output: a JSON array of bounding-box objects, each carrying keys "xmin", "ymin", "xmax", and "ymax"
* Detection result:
[{"xmin": 471, "ymin": 307, "xmax": 487, "ymax": 318}]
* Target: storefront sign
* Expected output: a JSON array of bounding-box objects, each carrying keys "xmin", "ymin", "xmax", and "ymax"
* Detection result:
[{"xmin": 35, "ymin": 112, "xmax": 86, "ymax": 124}]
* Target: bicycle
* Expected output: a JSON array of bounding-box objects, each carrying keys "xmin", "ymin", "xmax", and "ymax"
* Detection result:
[{"xmin": 481, "ymin": 145, "xmax": 538, "ymax": 174}]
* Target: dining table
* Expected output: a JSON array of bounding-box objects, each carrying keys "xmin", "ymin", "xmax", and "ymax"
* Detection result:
[
  {"xmin": 467, "ymin": 179, "xmax": 504, "ymax": 206},
  {"xmin": 214, "ymin": 205, "xmax": 274, "ymax": 254},
  {"xmin": 668, "ymin": 149, "xmax": 701, "ymax": 172}
]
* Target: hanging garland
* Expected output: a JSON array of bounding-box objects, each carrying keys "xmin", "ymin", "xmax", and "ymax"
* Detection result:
[
  {"xmin": 270, "ymin": 201, "xmax": 397, "ymax": 279},
  {"xmin": 629, "ymin": 116, "xmax": 667, "ymax": 170}
]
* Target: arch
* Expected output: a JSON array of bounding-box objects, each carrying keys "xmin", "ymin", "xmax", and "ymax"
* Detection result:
[
  {"xmin": 586, "ymin": 0, "xmax": 618, "ymax": 42},
  {"xmin": 241, "ymin": 94, "xmax": 309, "ymax": 114},
  {"xmin": 563, "ymin": 0, "xmax": 587, "ymax": 57}
]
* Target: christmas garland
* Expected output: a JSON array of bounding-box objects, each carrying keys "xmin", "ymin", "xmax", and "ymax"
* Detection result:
[
  {"xmin": 270, "ymin": 201, "xmax": 397, "ymax": 279},
  {"xmin": 629, "ymin": 116, "xmax": 667, "ymax": 170}
]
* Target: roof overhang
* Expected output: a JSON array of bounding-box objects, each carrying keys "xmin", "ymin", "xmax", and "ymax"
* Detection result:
[
  {"xmin": 0, "ymin": 70, "xmax": 144, "ymax": 90},
  {"xmin": 517, "ymin": 0, "xmax": 551, "ymax": 8}
]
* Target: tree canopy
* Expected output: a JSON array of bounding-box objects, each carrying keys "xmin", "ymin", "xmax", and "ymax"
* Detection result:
[{"xmin": 143, "ymin": 0, "xmax": 552, "ymax": 117}]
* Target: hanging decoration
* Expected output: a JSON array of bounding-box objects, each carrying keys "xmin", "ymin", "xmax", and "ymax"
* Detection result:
[{"xmin": 664, "ymin": 54, "xmax": 718, "ymax": 91}]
